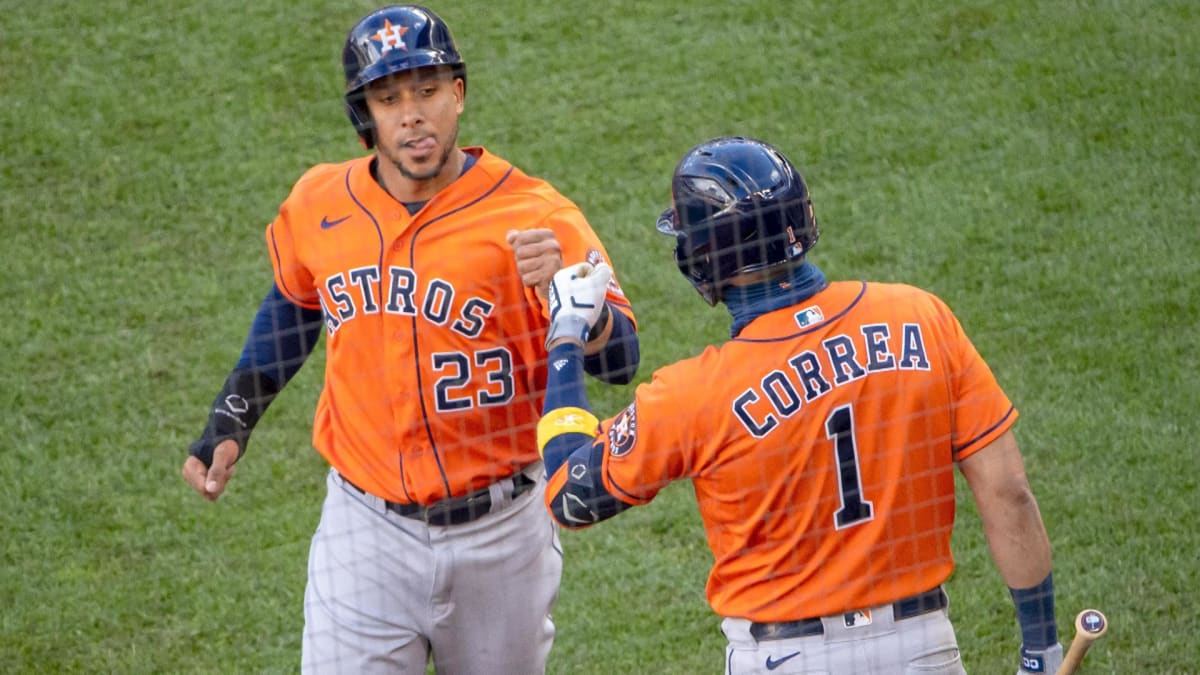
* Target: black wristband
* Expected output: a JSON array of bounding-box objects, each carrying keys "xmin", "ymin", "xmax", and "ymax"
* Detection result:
[
  {"xmin": 188, "ymin": 368, "xmax": 280, "ymax": 468},
  {"xmin": 586, "ymin": 302, "xmax": 612, "ymax": 342},
  {"xmin": 1010, "ymin": 572, "xmax": 1057, "ymax": 650}
]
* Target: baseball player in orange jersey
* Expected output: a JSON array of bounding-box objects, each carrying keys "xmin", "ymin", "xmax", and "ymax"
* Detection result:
[
  {"xmin": 538, "ymin": 137, "xmax": 1061, "ymax": 674},
  {"xmin": 180, "ymin": 5, "xmax": 638, "ymax": 674}
]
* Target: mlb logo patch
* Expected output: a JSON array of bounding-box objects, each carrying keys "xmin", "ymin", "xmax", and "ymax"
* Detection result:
[
  {"xmin": 843, "ymin": 609, "xmax": 872, "ymax": 628},
  {"xmin": 794, "ymin": 305, "xmax": 824, "ymax": 328}
]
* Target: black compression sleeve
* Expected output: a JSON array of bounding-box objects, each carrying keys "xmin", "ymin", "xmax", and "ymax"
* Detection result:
[
  {"xmin": 188, "ymin": 368, "xmax": 281, "ymax": 467},
  {"xmin": 237, "ymin": 284, "xmax": 323, "ymax": 385}
]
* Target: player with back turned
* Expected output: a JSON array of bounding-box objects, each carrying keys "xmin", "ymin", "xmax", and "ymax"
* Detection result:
[
  {"xmin": 180, "ymin": 5, "xmax": 639, "ymax": 674},
  {"xmin": 537, "ymin": 137, "xmax": 1060, "ymax": 674}
]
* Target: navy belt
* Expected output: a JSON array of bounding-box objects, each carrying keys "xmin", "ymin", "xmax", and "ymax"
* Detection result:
[
  {"xmin": 750, "ymin": 586, "xmax": 948, "ymax": 641},
  {"xmin": 340, "ymin": 472, "xmax": 537, "ymax": 526}
]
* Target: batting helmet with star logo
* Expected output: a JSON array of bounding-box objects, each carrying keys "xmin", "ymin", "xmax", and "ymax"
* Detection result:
[{"xmin": 342, "ymin": 4, "xmax": 467, "ymax": 148}]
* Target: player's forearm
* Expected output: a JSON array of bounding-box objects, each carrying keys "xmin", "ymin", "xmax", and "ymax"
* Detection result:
[
  {"xmin": 539, "ymin": 343, "xmax": 595, "ymax": 476},
  {"xmin": 543, "ymin": 441, "xmax": 630, "ymax": 529},
  {"xmin": 979, "ymin": 484, "xmax": 1053, "ymax": 587},
  {"xmin": 960, "ymin": 430, "xmax": 1058, "ymax": 652},
  {"xmin": 189, "ymin": 368, "xmax": 281, "ymax": 465},
  {"xmin": 190, "ymin": 284, "xmax": 323, "ymax": 465},
  {"xmin": 537, "ymin": 342, "xmax": 631, "ymax": 528},
  {"xmin": 960, "ymin": 430, "xmax": 1053, "ymax": 587}
]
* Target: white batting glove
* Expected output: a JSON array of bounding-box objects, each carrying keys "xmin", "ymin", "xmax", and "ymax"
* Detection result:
[
  {"xmin": 1017, "ymin": 642, "xmax": 1063, "ymax": 674},
  {"xmin": 545, "ymin": 262, "xmax": 612, "ymax": 348}
]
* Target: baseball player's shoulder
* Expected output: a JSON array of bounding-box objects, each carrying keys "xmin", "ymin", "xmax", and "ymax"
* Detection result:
[
  {"xmin": 862, "ymin": 280, "xmax": 955, "ymax": 316},
  {"xmin": 643, "ymin": 343, "xmax": 721, "ymax": 394},
  {"xmin": 285, "ymin": 156, "xmax": 370, "ymax": 200},
  {"xmin": 469, "ymin": 146, "xmax": 580, "ymax": 211},
  {"xmin": 631, "ymin": 341, "xmax": 764, "ymax": 429}
]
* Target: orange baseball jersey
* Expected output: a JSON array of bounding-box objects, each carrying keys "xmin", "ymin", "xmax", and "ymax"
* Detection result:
[
  {"xmin": 268, "ymin": 147, "xmax": 634, "ymax": 504},
  {"xmin": 550, "ymin": 280, "xmax": 1014, "ymax": 622}
]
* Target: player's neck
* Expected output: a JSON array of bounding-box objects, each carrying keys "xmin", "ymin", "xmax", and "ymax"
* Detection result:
[
  {"xmin": 373, "ymin": 148, "xmax": 467, "ymax": 204},
  {"xmin": 725, "ymin": 262, "xmax": 827, "ymax": 337}
]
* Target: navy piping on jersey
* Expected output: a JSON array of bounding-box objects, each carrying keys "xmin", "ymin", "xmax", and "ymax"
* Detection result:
[
  {"xmin": 269, "ymin": 223, "xmax": 304, "ymax": 308},
  {"xmin": 953, "ymin": 406, "xmax": 1016, "ymax": 458},
  {"xmin": 342, "ymin": 162, "xmax": 420, "ymax": 502},
  {"xmin": 403, "ymin": 167, "xmax": 516, "ymax": 499},
  {"xmin": 601, "ymin": 443, "xmax": 645, "ymax": 505}
]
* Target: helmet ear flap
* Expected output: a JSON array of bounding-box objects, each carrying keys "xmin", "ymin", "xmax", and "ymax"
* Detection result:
[
  {"xmin": 345, "ymin": 91, "xmax": 375, "ymax": 149},
  {"xmin": 657, "ymin": 205, "xmax": 719, "ymax": 305}
]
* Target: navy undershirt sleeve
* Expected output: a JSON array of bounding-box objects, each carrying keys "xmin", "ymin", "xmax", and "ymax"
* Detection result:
[
  {"xmin": 235, "ymin": 284, "xmax": 325, "ymax": 387},
  {"xmin": 542, "ymin": 343, "xmax": 592, "ymax": 476},
  {"xmin": 543, "ymin": 342, "xmax": 630, "ymax": 526}
]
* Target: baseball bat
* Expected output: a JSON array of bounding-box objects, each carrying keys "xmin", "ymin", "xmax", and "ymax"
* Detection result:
[{"xmin": 1056, "ymin": 609, "xmax": 1108, "ymax": 675}]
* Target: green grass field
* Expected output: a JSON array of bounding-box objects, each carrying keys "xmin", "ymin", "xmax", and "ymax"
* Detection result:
[{"xmin": 2, "ymin": 0, "xmax": 1197, "ymax": 672}]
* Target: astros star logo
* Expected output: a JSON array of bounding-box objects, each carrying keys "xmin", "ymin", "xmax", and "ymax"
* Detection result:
[
  {"xmin": 557, "ymin": 413, "xmax": 584, "ymax": 427},
  {"xmin": 608, "ymin": 403, "xmax": 638, "ymax": 457},
  {"xmin": 372, "ymin": 19, "xmax": 409, "ymax": 54}
]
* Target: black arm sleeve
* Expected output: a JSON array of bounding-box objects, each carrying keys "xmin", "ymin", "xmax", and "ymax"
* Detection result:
[
  {"xmin": 188, "ymin": 368, "xmax": 281, "ymax": 467},
  {"xmin": 188, "ymin": 285, "xmax": 324, "ymax": 467}
]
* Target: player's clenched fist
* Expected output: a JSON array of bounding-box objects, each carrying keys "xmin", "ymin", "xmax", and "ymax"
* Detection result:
[
  {"xmin": 181, "ymin": 438, "xmax": 239, "ymax": 501},
  {"xmin": 545, "ymin": 262, "xmax": 612, "ymax": 348},
  {"xmin": 506, "ymin": 228, "xmax": 563, "ymax": 298}
]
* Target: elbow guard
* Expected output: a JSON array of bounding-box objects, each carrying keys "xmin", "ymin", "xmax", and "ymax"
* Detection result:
[{"xmin": 547, "ymin": 439, "xmax": 631, "ymax": 528}]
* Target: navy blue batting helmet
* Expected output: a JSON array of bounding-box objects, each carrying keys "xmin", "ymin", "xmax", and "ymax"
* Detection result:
[
  {"xmin": 655, "ymin": 137, "xmax": 819, "ymax": 305},
  {"xmin": 342, "ymin": 5, "xmax": 467, "ymax": 148}
]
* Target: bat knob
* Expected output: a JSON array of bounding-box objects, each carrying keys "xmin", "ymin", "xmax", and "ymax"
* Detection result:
[{"xmin": 1076, "ymin": 608, "xmax": 1108, "ymax": 637}]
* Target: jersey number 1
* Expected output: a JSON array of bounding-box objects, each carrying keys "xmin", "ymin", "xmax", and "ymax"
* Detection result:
[{"xmin": 825, "ymin": 404, "xmax": 875, "ymax": 530}]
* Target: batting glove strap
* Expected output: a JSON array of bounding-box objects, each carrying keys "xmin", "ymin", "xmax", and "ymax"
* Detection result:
[
  {"xmin": 189, "ymin": 368, "xmax": 280, "ymax": 468},
  {"xmin": 546, "ymin": 314, "xmax": 591, "ymax": 348},
  {"xmin": 1017, "ymin": 642, "xmax": 1063, "ymax": 675}
]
